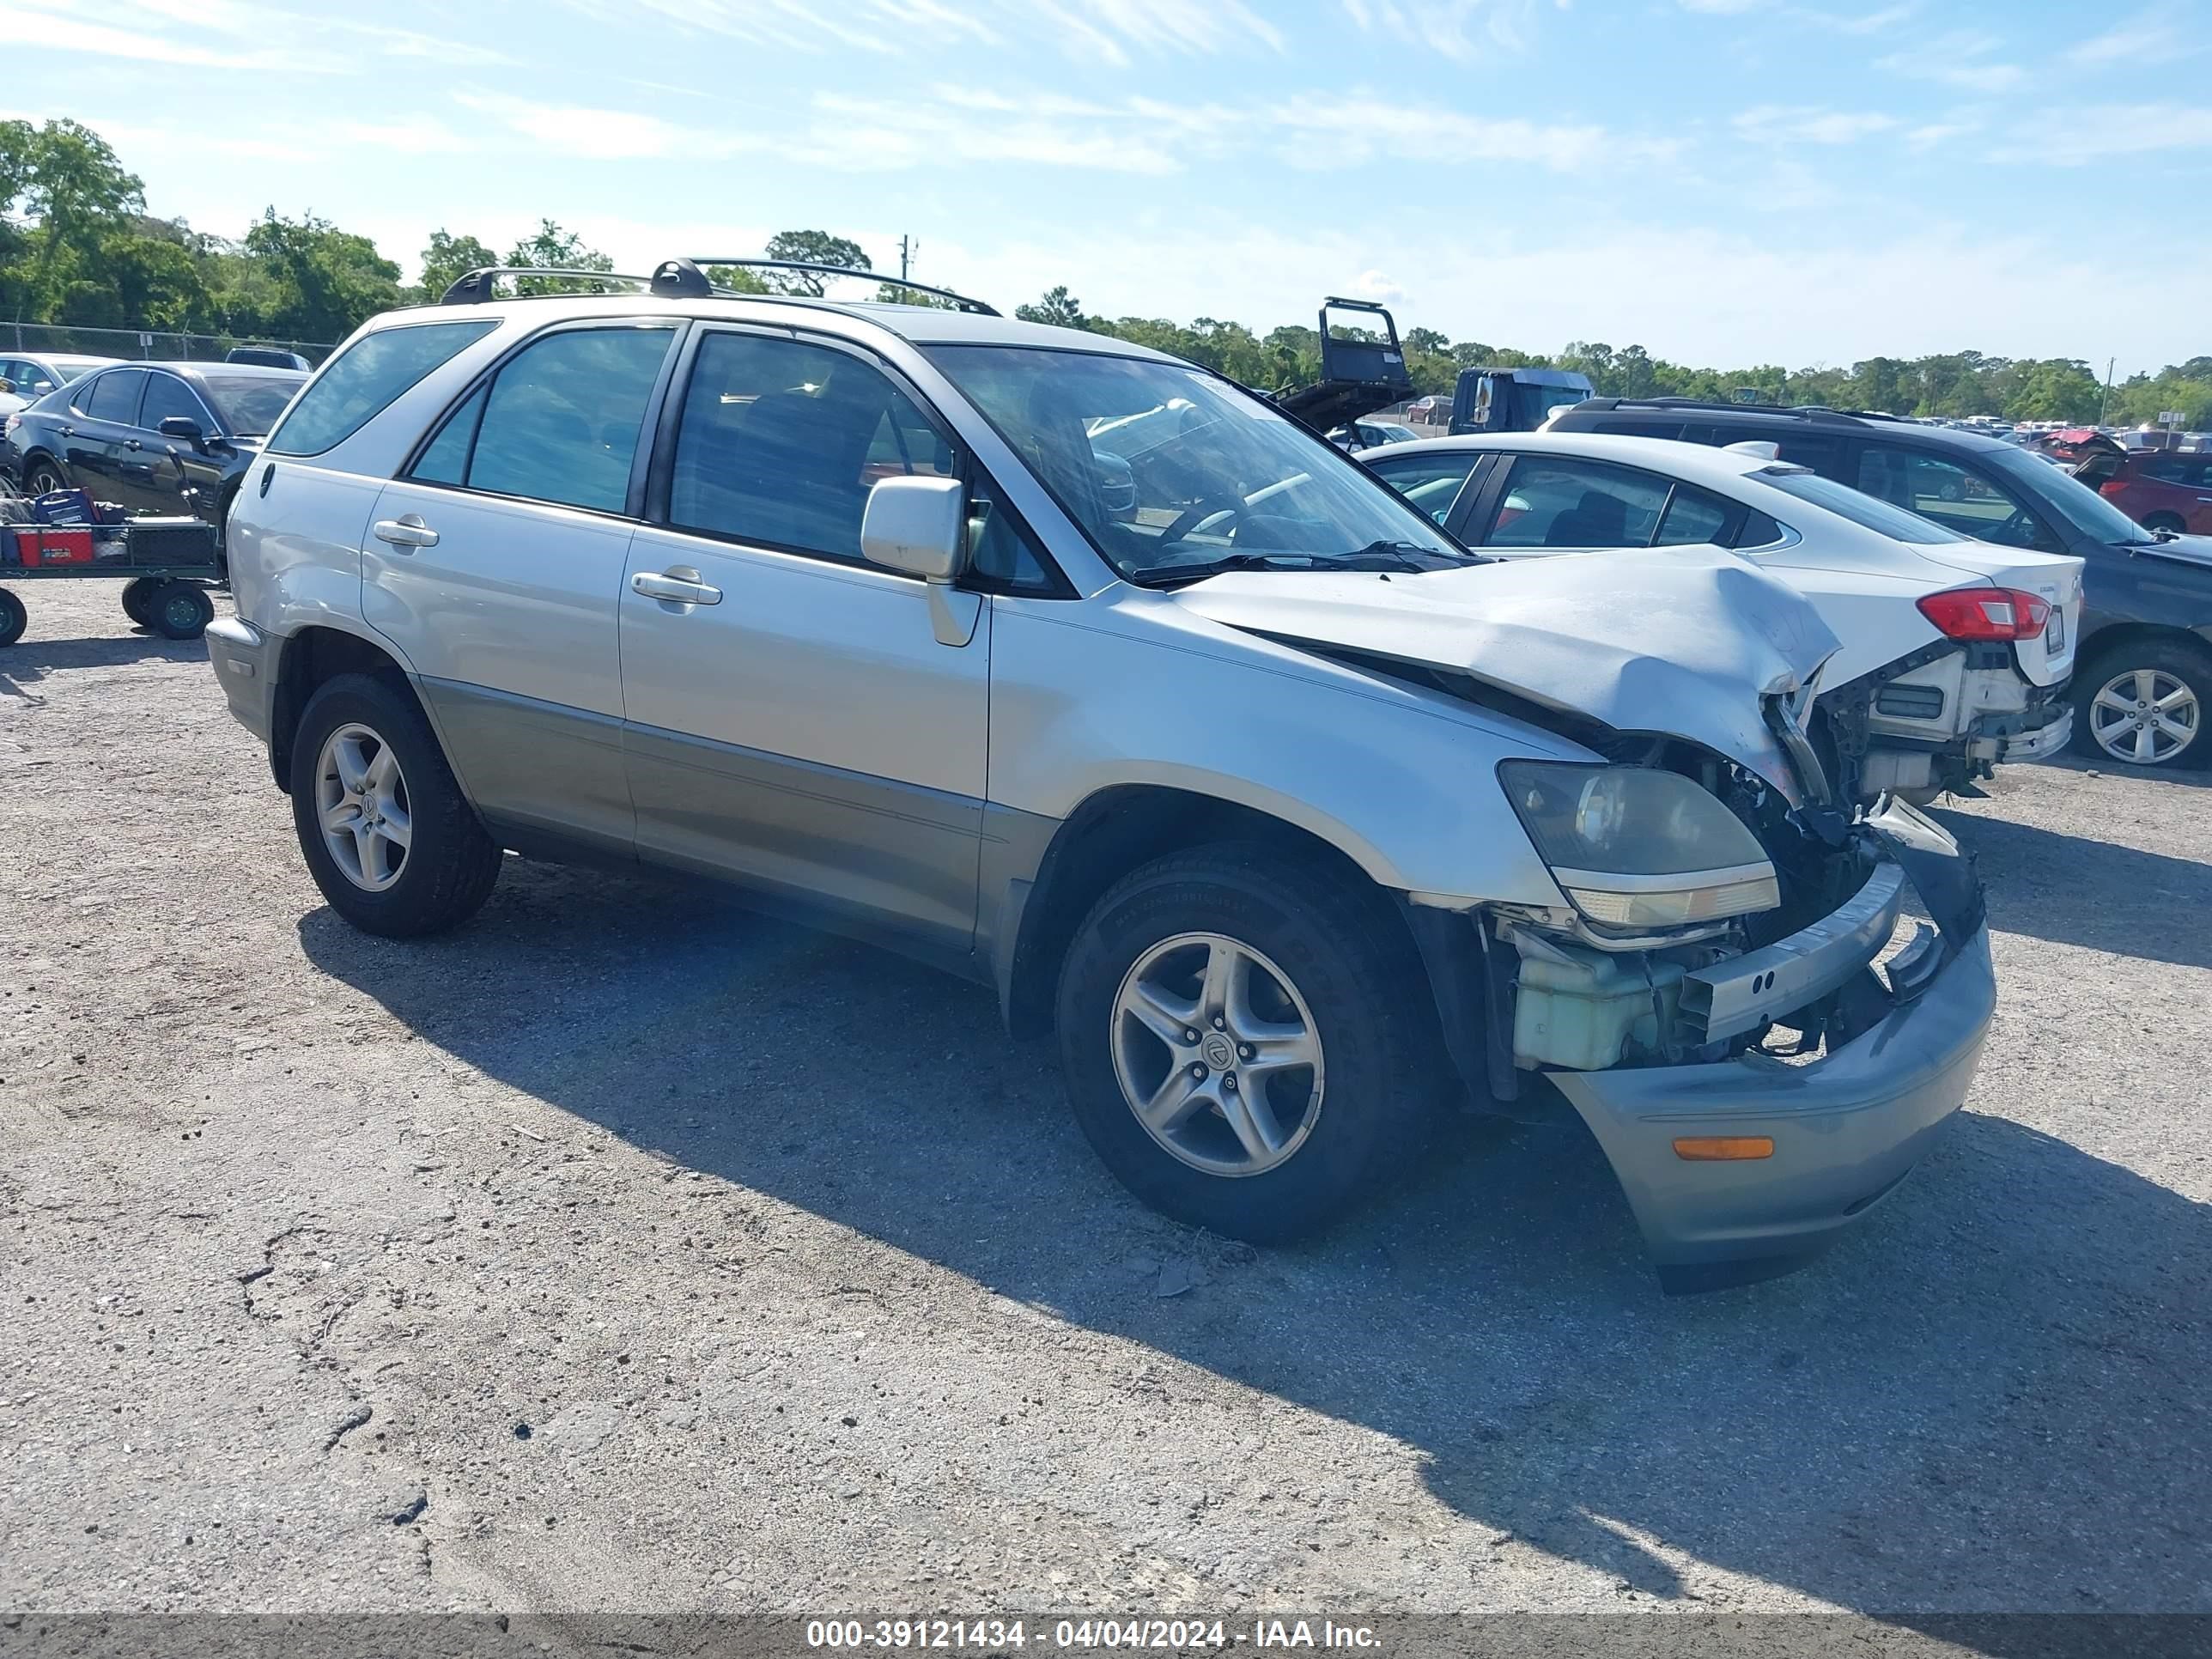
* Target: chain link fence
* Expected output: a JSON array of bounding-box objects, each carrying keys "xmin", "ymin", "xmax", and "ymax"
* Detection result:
[{"xmin": 3, "ymin": 321, "xmax": 336, "ymax": 366}]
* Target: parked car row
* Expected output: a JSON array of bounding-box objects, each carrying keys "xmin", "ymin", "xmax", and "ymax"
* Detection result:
[
  {"xmin": 199, "ymin": 261, "xmax": 1999, "ymax": 1294},
  {"xmin": 1524, "ymin": 398, "xmax": 2209, "ymax": 771},
  {"xmin": 1, "ymin": 359, "xmax": 307, "ymax": 552}
]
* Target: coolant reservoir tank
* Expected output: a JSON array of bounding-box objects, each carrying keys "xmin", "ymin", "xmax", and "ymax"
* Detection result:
[{"xmin": 1514, "ymin": 946, "xmax": 1686, "ymax": 1072}]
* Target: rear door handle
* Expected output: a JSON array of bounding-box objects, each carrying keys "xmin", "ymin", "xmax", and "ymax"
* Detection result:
[
  {"xmin": 632, "ymin": 568, "xmax": 721, "ymax": 606},
  {"xmin": 57, "ymin": 424, "xmax": 73, "ymax": 438},
  {"xmin": 373, "ymin": 514, "xmax": 439, "ymax": 550}
]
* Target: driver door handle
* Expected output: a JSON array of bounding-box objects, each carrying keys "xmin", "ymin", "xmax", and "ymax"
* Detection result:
[
  {"xmin": 632, "ymin": 568, "xmax": 722, "ymax": 606},
  {"xmin": 124, "ymin": 438, "xmax": 142, "ymax": 451},
  {"xmin": 374, "ymin": 514, "xmax": 439, "ymax": 550}
]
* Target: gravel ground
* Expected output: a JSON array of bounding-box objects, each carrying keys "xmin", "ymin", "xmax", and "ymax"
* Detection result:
[{"xmin": 2, "ymin": 580, "xmax": 2207, "ymax": 1627}]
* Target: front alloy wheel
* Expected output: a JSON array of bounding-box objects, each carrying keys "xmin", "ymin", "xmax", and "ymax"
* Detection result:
[
  {"xmin": 315, "ymin": 721, "xmax": 413, "ymax": 891},
  {"xmin": 1111, "ymin": 932, "xmax": 1325, "ymax": 1177},
  {"xmin": 2089, "ymin": 667, "xmax": 2199, "ymax": 766}
]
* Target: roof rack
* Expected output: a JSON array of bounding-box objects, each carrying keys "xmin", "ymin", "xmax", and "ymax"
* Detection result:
[
  {"xmin": 441, "ymin": 259, "xmax": 721, "ymax": 304},
  {"xmin": 679, "ymin": 258, "xmax": 1000, "ymax": 316},
  {"xmin": 1572, "ymin": 395, "xmax": 1877, "ymax": 426}
]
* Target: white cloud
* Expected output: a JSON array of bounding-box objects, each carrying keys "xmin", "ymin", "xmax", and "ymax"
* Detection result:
[
  {"xmin": 1346, "ymin": 269, "xmax": 1406, "ymax": 302},
  {"xmin": 1733, "ymin": 104, "xmax": 1899, "ymax": 144},
  {"xmin": 456, "ymin": 94, "xmax": 690, "ymax": 160},
  {"xmin": 1878, "ymin": 30, "xmax": 2026, "ymax": 93},
  {"xmin": 333, "ymin": 118, "xmax": 466, "ymax": 155},
  {"xmin": 0, "ymin": 0, "xmax": 333, "ymax": 71},
  {"xmin": 1342, "ymin": 0, "xmax": 1567, "ymax": 61},
  {"xmin": 2067, "ymin": 21, "xmax": 2185, "ymax": 67},
  {"xmin": 2032, "ymin": 104, "xmax": 2212, "ymax": 161},
  {"xmin": 1677, "ymin": 0, "xmax": 1765, "ymax": 13}
]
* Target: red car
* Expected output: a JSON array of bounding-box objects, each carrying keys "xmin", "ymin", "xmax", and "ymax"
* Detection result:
[{"xmin": 2083, "ymin": 448, "xmax": 2212, "ymax": 536}]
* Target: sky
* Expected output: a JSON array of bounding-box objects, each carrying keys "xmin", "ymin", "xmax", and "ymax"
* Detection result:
[{"xmin": 5, "ymin": 0, "xmax": 2209, "ymax": 374}]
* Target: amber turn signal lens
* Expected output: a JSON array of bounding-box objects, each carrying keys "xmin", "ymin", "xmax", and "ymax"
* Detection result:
[{"xmin": 1672, "ymin": 1136, "xmax": 1775, "ymax": 1161}]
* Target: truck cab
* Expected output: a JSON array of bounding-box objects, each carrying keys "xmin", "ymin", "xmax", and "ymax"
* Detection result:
[{"xmin": 1449, "ymin": 366, "xmax": 1596, "ymax": 435}]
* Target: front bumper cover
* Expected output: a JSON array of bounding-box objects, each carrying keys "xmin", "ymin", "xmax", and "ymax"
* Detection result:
[
  {"xmin": 1549, "ymin": 803, "xmax": 1995, "ymax": 1292},
  {"xmin": 203, "ymin": 616, "xmax": 277, "ymax": 745}
]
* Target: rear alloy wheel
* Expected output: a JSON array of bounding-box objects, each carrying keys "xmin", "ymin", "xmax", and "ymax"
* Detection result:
[
  {"xmin": 289, "ymin": 673, "xmax": 503, "ymax": 935},
  {"xmin": 2077, "ymin": 644, "xmax": 2208, "ymax": 769},
  {"xmin": 2142, "ymin": 513, "xmax": 2185, "ymax": 536},
  {"xmin": 23, "ymin": 461, "xmax": 68, "ymax": 498}
]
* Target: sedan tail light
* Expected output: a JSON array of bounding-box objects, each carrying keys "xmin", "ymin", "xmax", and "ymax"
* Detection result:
[{"xmin": 1917, "ymin": 586, "xmax": 2052, "ymax": 642}]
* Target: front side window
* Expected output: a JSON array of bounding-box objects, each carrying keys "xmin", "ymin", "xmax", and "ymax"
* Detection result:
[
  {"xmin": 1365, "ymin": 450, "xmax": 1481, "ymax": 525},
  {"xmin": 666, "ymin": 331, "xmax": 950, "ymax": 561},
  {"xmin": 921, "ymin": 344, "xmax": 1468, "ymax": 584},
  {"xmin": 199, "ymin": 374, "xmax": 302, "ymax": 439},
  {"xmin": 415, "ymin": 325, "xmax": 675, "ymax": 514},
  {"xmin": 137, "ymin": 374, "xmax": 210, "ymax": 434},
  {"xmin": 268, "ymin": 319, "xmax": 495, "ymax": 456},
  {"xmin": 83, "ymin": 369, "xmax": 144, "ymax": 423},
  {"xmin": 1483, "ymin": 457, "xmax": 1668, "ymax": 549},
  {"xmin": 1856, "ymin": 444, "xmax": 2061, "ymax": 550}
]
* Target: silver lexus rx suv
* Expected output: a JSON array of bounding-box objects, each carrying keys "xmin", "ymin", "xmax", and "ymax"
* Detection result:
[{"xmin": 202, "ymin": 260, "xmax": 1997, "ymax": 1291}]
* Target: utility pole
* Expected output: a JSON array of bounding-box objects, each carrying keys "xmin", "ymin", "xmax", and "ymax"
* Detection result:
[
  {"xmin": 898, "ymin": 235, "xmax": 915, "ymax": 282},
  {"xmin": 2099, "ymin": 356, "xmax": 2115, "ymax": 428}
]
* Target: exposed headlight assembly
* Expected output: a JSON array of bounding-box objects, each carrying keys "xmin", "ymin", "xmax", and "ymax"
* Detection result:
[{"xmin": 1498, "ymin": 762, "xmax": 1779, "ymax": 929}]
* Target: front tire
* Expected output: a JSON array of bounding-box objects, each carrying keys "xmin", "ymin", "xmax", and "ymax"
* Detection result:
[
  {"xmin": 23, "ymin": 459, "xmax": 68, "ymax": 498},
  {"xmin": 1055, "ymin": 843, "xmax": 1440, "ymax": 1243},
  {"xmin": 146, "ymin": 581, "xmax": 214, "ymax": 641},
  {"xmin": 2142, "ymin": 512, "xmax": 2185, "ymax": 536},
  {"xmin": 121, "ymin": 577, "xmax": 161, "ymax": 629},
  {"xmin": 2073, "ymin": 638, "xmax": 2210, "ymax": 769},
  {"xmin": 289, "ymin": 673, "xmax": 504, "ymax": 936},
  {"xmin": 0, "ymin": 588, "xmax": 24, "ymax": 647}
]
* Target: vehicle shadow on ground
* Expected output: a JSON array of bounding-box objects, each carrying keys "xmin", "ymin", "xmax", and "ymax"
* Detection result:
[
  {"xmin": 298, "ymin": 859, "xmax": 2211, "ymax": 1640},
  {"xmin": 1932, "ymin": 805, "xmax": 2212, "ymax": 969},
  {"xmin": 0, "ymin": 632, "xmax": 198, "ymax": 693},
  {"xmin": 2033, "ymin": 755, "xmax": 2212, "ymax": 793}
]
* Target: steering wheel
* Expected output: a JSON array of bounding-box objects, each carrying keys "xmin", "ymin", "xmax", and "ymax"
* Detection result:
[{"xmin": 1157, "ymin": 495, "xmax": 1245, "ymax": 547}]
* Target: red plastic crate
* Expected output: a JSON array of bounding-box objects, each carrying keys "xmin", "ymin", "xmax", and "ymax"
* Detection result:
[{"xmin": 10, "ymin": 526, "xmax": 96, "ymax": 566}]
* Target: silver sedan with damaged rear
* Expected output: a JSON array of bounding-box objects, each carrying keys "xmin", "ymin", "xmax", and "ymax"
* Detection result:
[{"xmin": 202, "ymin": 260, "xmax": 1996, "ymax": 1290}]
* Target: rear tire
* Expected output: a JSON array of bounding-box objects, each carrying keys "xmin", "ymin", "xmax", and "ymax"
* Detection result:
[
  {"xmin": 147, "ymin": 581, "xmax": 213, "ymax": 641},
  {"xmin": 121, "ymin": 578, "xmax": 161, "ymax": 628},
  {"xmin": 2072, "ymin": 637, "xmax": 2211, "ymax": 770},
  {"xmin": 0, "ymin": 588, "xmax": 24, "ymax": 647},
  {"xmin": 1055, "ymin": 842, "xmax": 1441, "ymax": 1243},
  {"xmin": 2142, "ymin": 512, "xmax": 2185, "ymax": 535},
  {"xmin": 23, "ymin": 459, "xmax": 68, "ymax": 498},
  {"xmin": 289, "ymin": 672, "xmax": 503, "ymax": 936}
]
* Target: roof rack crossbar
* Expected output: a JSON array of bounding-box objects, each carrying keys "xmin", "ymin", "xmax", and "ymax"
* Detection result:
[
  {"xmin": 442, "ymin": 266, "xmax": 682, "ymax": 304},
  {"xmin": 679, "ymin": 258, "xmax": 1000, "ymax": 316}
]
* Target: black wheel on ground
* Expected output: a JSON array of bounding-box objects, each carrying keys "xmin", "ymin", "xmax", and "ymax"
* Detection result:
[
  {"xmin": 289, "ymin": 672, "xmax": 503, "ymax": 937},
  {"xmin": 120, "ymin": 577, "xmax": 162, "ymax": 628},
  {"xmin": 22, "ymin": 459, "xmax": 68, "ymax": 497},
  {"xmin": 146, "ymin": 581, "xmax": 214, "ymax": 640},
  {"xmin": 0, "ymin": 587, "xmax": 24, "ymax": 647},
  {"xmin": 2072, "ymin": 636, "xmax": 2212, "ymax": 770},
  {"xmin": 2142, "ymin": 512, "xmax": 2185, "ymax": 535},
  {"xmin": 1054, "ymin": 841, "xmax": 1443, "ymax": 1243}
]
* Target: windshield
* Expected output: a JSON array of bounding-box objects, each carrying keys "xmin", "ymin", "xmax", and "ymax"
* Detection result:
[
  {"xmin": 921, "ymin": 344, "xmax": 1468, "ymax": 583},
  {"xmin": 200, "ymin": 374, "xmax": 303, "ymax": 438},
  {"xmin": 1753, "ymin": 466, "xmax": 1967, "ymax": 544},
  {"xmin": 1984, "ymin": 442, "xmax": 2155, "ymax": 545}
]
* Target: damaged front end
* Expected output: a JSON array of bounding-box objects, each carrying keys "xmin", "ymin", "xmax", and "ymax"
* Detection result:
[{"xmin": 1408, "ymin": 736, "xmax": 1995, "ymax": 1294}]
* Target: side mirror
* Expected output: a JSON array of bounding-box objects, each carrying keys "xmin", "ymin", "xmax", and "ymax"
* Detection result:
[
  {"xmin": 158, "ymin": 416, "xmax": 207, "ymax": 448},
  {"xmin": 860, "ymin": 475, "xmax": 967, "ymax": 581}
]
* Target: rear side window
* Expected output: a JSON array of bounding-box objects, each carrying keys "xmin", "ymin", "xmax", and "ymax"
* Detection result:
[
  {"xmin": 1365, "ymin": 451, "xmax": 1482, "ymax": 525},
  {"xmin": 269, "ymin": 319, "xmax": 496, "ymax": 456},
  {"xmin": 84, "ymin": 370, "xmax": 144, "ymax": 423},
  {"xmin": 410, "ymin": 325, "xmax": 676, "ymax": 514},
  {"xmin": 1654, "ymin": 487, "xmax": 1730, "ymax": 545},
  {"xmin": 665, "ymin": 331, "xmax": 952, "ymax": 562}
]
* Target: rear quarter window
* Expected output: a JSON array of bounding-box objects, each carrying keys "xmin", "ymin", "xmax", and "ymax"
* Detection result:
[{"xmin": 267, "ymin": 319, "xmax": 498, "ymax": 457}]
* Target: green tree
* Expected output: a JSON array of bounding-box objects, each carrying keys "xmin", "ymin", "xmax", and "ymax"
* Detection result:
[
  {"xmin": 234, "ymin": 209, "xmax": 402, "ymax": 339},
  {"xmin": 505, "ymin": 219, "xmax": 613, "ymax": 295},
  {"xmin": 3, "ymin": 118, "xmax": 144, "ymax": 319},
  {"xmin": 1014, "ymin": 285, "xmax": 1088, "ymax": 328},
  {"xmin": 762, "ymin": 230, "xmax": 869, "ymax": 295},
  {"xmin": 416, "ymin": 229, "xmax": 499, "ymax": 301}
]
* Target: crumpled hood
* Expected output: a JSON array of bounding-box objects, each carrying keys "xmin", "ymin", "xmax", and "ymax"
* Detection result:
[{"xmin": 1175, "ymin": 544, "xmax": 1840, "ymax": 798}]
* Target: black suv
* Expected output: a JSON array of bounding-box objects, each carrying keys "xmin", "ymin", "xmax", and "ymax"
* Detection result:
[{"xmin": 1548, "ymin": 398, "xmax": 2212, "ymax": 771}]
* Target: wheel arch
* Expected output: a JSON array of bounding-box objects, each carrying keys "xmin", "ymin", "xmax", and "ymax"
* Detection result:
[
  {"xmin": 996, "ymin": 782, "xmax": 1422, "ymax": 1042},
  {"xmin": 2075, "ymin": 621, "xmax": 2212, "ymax": 682},
  {"xmin": 270, "ymin": 624, "xmax": 416, "ymax": 793}
]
